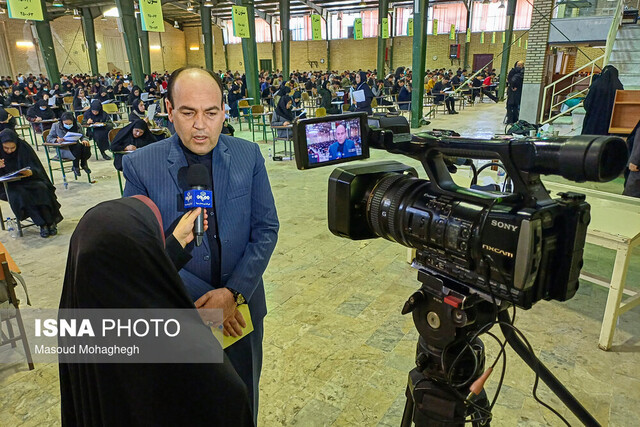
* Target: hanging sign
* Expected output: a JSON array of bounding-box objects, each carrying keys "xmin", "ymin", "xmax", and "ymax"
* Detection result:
[
  {"xmin": 7, "ymin": 0, "xmax": 44, "ymax": 21},
  {"xmin": 232, "ymin": 5, "xmax": 251, "ymax": 38},
  {"xmin": 432, "ymin": 19, "xmax": 438, "ymax": 35},
  {"xmin": 449, "ymin": 24, "xmax": 455, "ymax": 40},
  {"xmin": 354, "ymin": 18, "xmax": 363, "ymax": 40},
  {"xmin": 407, "ymin": 18, "xmax": 414, "ymax": 37},
  {"xmin": 518, "ymin": 37, "xmax": 522, "ymax": 47},
  {"xmin": 382, "ymin": 17, "xmax": 389, "ymax": 39},
  {"xmin": 480, "ymin": 31, "xmax": 485, "ymax": 44},
  {"xmin": 491, "ymin": 32, "xmax": 496, "ymax": 44},
  {"xmin": 525, "ymin": 39, "xmax": 528, "ymax": 49},
  {"xmin": 312, "ymin": 14, "xmax": 322, "ymax": 40},
  {"xmin": 502, "ymin": 32, "xmax": 506, "ymax": 43},
  {"xmin": 139, "ymin": 0, "xmax": 165, "ymax": 32},
  {"xmin": 466, "ymin": 28, "xmax": 471, "ymax": 43}
]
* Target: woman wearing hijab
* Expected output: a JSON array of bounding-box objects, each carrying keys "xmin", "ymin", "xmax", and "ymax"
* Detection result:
[
  {"xmin": 59, "ymin": 196, "xmax": 253, "ymax": 427},
  {"xmin": 318, "ymin": 81, "xmax": 338, "ymax": 115},
  {"xmin": 227, "ymin": 84, "xmax": 242, "ymax": 119},
  {"xmin": 24, "ymin": 81, "xmax": 38, "ymax": 102},
  {"xmin": 271, "ymin": 95, "xmax": 296, "ymax": 140},
  {"xmin": 47, "ymin": 112, "xmax": 92, "ymax": 176},
  {"xmin": 26, "ymin": 99, "xmax": 56, "ymax": 133},
  {"xmin": 352, "ymin": 71, "xmax": 374, "ymax": 115},
  {"xmin": 127, "ymin": 85, "xmax": 143, "ymax": 106},
  {"xmin": 582, "ymin": 65, "xmax": 624, "ymax": 136},
  {"xmin": 8, "ymin": 86, "xmax": 28, "ymax": 105},
  {"xmin": 0, "ymin": 107, "xmax": 17, "ymax": 132},
  {"xmin": 72, "ymin": 88, "xmax": 91, "ymax": 116},
  {"xmin": 110, "ymin": 119, "xmax": 157, "ymax": 171},
  {"xmin": 0, "ymin": 129, "xmax": 63, "ymax": 237},
  {"xmin": 128, "ymin": 98, "xmax": 147, "ymax": 122},
  {"xmin": 82, "ymin": 100, "xmax": 113, "ymax": 160}
]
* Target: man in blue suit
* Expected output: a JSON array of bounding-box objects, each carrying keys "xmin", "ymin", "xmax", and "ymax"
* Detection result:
[
  {"xmin": 328, "ymin": 122, "xmax": 358, "ymax": 161},
  {"xmin": 122, "ymin": 67, "xmax": 279, "ymax": 423}
]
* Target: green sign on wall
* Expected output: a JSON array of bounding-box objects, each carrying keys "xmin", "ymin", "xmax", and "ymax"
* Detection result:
[
  {"xmin": 312, "ymin": 14, "xmax": 322, "ymax": 40},
  {"xmin": 354, "ymin": 18, "xmax": 363, "ymax": 40},
  {"xmin": 7, "ymin": 0, "xmax": 43, "ymax": 21}
]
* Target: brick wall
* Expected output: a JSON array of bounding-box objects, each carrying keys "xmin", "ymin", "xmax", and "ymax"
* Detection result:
[{"xmin": 524, "ymin": 0, "xmax": 554, "ymax": 85}]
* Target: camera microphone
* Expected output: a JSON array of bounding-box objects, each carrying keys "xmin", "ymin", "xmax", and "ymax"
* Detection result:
[{"xmin": 185, "ymin": 164, "xmax": 212, "ymax": 246}]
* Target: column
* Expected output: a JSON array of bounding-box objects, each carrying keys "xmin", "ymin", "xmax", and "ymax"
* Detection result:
[
  {"xmin": 81, "ymin": 8, "xmax": 99, "ymax": 76},
  {"xmin": 115, "ymin": 0, "xmax": 144, "ymax": 88},
  {"xmin": 410, "ymin": 0, "xmax": 428, "ymax": 128},
  {"xmin": 34, "ymin": 0, "xmax": 60, "ymax": 84},
  {"xmin": 236, "ymin": 0, "xmax": 260, "ymax": 104},
  {"xmin": 497, "ymin": 0, "xmax": 517, "ymax": 100},
  {"xmin": 463, "ymin": 3, "xmax": 472, "ymax": 70},
  {"xmin": 136, "ymin": 12, "xmax": 151, "ymax": 76},
  {"xmin": 201, "ymin": 5, "xmax": 214, "ymax": 71},
  {"xmin": 280, "ymin": 0, "xmax": 290, "ymax": 78},
  {"xmin": 377, "ymin": 0, "xmax": 389, "ymax": 77}
]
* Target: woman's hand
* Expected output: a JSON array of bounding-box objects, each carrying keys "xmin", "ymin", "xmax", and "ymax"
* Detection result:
[
  {"xmin": 124, "ymin": 145, "xmax": 137, "ymax": 151},
  {"xmin": 283, "ymin": 121, "xmax": 290, "ymax": 126},
  {"xmin": 81, "ymin": 139, "xmax": 91, "ymax": 147},
  {"xmin": 87, "ymin": 118, "xmax": 93, "ymax": 124},
  {"xmin": 56, "ymin": 137, "xmax": 64, "ymax": 143},
  {"xmin": 630, "ymin": 163, "xmax": 639, "ymax": 172},
  {"xmin": 172, "ymin": 208, "xmax": 208, "ymax": 248},
  {"xmin": 0, "ymin": 159, "xmax": 4, "ymax": 168}
]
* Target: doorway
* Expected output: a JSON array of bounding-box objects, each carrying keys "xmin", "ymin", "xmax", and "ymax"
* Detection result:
[
  {"xmin": 473, "ymin": 54, "xmax": 494, "ymax": 73},
  {"xmin": 259, "ymin": 59, "xmax": 273, "ymax": 72}
]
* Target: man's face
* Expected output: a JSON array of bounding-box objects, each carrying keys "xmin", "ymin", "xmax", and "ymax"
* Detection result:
[
  {"xmin": 166, "ymin": 69, "xmax": 225, "ymax": 155},
  {"xmin": 335, "ymin": 125, "xmax": 347, "ymax": 144},
  {"xmin": 517, "ymin": 61, "xmax": 524, "ymax": 69}
]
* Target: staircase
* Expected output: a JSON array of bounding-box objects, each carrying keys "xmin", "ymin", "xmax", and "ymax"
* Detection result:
[{"xmin": 608, "ymin": 24, "xmax": 640, "ymax": 90}]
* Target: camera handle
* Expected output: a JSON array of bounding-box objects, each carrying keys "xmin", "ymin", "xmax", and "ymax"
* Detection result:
[{"xmin": 400, "ymin": 270, "xmax": 600, "ymax": 426}]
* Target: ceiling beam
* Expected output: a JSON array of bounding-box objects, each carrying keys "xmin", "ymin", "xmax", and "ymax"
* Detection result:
[{"xmin": 296, "ymin": 0, "xmax": 325, "ymax": 18}]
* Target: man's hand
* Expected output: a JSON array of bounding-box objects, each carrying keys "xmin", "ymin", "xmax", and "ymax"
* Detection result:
[
  {"xmin": 195, "ymin": 288, "xmax": 236, "ymax": 321},
  {"xmin": 630, "ymin": 163, "xmax": 639, "ymax": 172},
  {"xmin": 223, "ymin": 309, "xmax": 247, "ymax": 337},
  {"xmin": 172, "ymin": 208, "xmax": 208, "ymax": 248}
]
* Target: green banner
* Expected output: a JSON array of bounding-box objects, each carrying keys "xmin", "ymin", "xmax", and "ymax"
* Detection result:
[
  {"xmin": 525, "ymin": 39, "xmax": 528, "ymax": 49},
  {"xmin": 450, "ymin": 24, "xmax": 455, "ymax": 40},
  {"xmin": 382, "ymin": 17, "xmax": 389, "ymax": 39},
  {"xmin": 432, "ymin": 19, "xmax": 438, "ymax": 35},
  {"xmin": 466, "ymin": 28, "xmax": 471, "ymax": 43},
  {"xmin": 480, "ymin": 31, "xmax": 484, "ymax": 44},
  {"xmin": 518, "ymin": 37, "xmax": 522, "ymax": 47},
  {"xmin": 502, "ymin": 32, "xmax": 506, "ymax": 43},
  {"xmin": 407, "ymin": 18, "xmax": 414, "ymax": 37},
  {"xmin": 491, "ymin": 32, "xmax": 496, "ymax": 44},
  {"xmin": 139, "ymin": 0, "xmax": 165, "ymax": 32},
  {"xmin": 354, "ymin": 18, "xmax": 363, "ymax": 40},
  {"xmin": 311, "ymin": 14, "xmax": 322, "ymax": 40},
  {"xmin": 7, "ymin": 0, "xmax": 44, "ymax": 21},
  {"xmin": 232, "ymin": 5, "xmax": 250, "ymax": 38}
]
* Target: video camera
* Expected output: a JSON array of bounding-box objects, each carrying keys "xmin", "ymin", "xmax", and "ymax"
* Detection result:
[{"xmin": 292, "ymin": 112, "xmax": 627, "ymax": 310}]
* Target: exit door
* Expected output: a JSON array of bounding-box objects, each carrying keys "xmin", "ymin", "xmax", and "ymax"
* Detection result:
[
  {"xmin": 473, "ymin": 54, "xmax": 494, "ymax": 73},
  {"xmin": 259, "ymin": 59, "xmax": 273, "ymax": 72}
]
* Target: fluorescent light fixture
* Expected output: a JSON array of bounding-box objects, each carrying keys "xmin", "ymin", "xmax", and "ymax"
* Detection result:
[
  {"xmin": 103, "ymin": 7, "xmax": 120, "ymax": 18},
  {"xmin": 52, "ymin": 1, "xmax": 64, "ymax": 7},
  {"xmin": 187, "ymin": 2, "xmax": 194, "ymax": 12},
  {"xmin": 204, "ymin": 0, "xmax": 214, "ymax": 7},
  {"xmin": 189, "ymin": 46, "xmax": 200, "ymax": 50},
  {"xmin": 174, "ymin": 20, "xmax": 180, "ymax": 28},
  {"xmin": 150, "ymin": 45, "xmax": 162, "ymax": 50},
  {"xmin": 16, "ymin": 41, "xmax": 34, "ymax": 48},
  {"xmin": 73, "ymin": 9, "xmax": 82, "ymax": 19}
]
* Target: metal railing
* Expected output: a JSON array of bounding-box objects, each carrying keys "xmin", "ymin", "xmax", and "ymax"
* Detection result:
[{"xmin": 539, "ymin": 0, "xmax": 625, "ymax": 125}]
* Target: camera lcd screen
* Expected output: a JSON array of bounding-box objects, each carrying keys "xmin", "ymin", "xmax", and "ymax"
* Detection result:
[{"xmin": 293, "ymin": 113, "xmax": 370, "ymax": 169}]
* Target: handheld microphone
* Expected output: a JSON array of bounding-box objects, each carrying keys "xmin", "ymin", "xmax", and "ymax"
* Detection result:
[{"xmin": 185, "ymin": 164, "xmax": 213, "ymax": 246}]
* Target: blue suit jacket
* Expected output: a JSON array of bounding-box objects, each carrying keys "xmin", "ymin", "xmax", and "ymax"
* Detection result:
[{"xmin": 122, "ymin": 133, "xmax": 279, "ymax": 320}]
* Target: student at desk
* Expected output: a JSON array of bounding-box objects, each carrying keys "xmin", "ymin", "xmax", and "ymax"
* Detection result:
[
  {"xmin": 26, "ymin": 99, "xmax": 56, "ymax": 133},
  {"xmin": 72, "ymin": 88, "xmax": 90, "ymax": 115},
  {"xmin": 0, "ymin": 107, "xmax": 17, "ymax": 132},
  {"xmin": 110, "ymin": 119, "xmax": 156, "ymax": 171},
  {"xmin": 8, "ymin": 86, "xmax": 28, "ymax": 105},
  {"xmin": 127, "ymin": 86, "xmax": 143, "ymax": 106},
  {"xmin": 270, "ymin": 95, "xmax": 295, "ymax": 140},
  {"xmin": 47, "ymin": 112, "xmax": 92, "ymax": 177},
  {"xmin": 129, "ymin": 98, "xmax": 147, "ymax": 122},
  {"xmin": 83, "ymin": 100, "xmax": 113, "ymax": 160},
  {"xmin": 0, "ymin": 129, "xmax": 63, "ymax": 238}
]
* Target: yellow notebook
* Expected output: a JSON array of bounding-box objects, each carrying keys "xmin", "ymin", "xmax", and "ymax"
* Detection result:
[{"xmin": 211, "ymin": 304, "xmax": 253, "ymax": 349}]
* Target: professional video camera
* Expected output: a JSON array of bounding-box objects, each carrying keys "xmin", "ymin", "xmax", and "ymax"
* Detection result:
[{"xmin": 292, "ymin": 112, "xmax": 626, "ymax": 426}]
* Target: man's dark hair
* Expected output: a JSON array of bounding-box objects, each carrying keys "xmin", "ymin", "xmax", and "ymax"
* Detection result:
[{"xmin": 166, "ymin": 67, "xmax": 225, "ymax": 106}]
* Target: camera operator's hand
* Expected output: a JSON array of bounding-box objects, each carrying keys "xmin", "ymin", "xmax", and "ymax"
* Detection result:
[{"xmin": 630, "ymin": 163, "xmax": 639, "ymax": 172}]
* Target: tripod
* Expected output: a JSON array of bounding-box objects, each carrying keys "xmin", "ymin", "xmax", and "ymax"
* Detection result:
[{"xmin": 400, "ymin": 270, "xmax": 600, "ymax": 427}]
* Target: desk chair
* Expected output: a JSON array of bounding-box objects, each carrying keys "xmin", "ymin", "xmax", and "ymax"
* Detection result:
[
  {"xmin": 109, "ymin": 128, "xmax": 126, "ymax": 195},
  {"xmin": 42, "ymin": 130, "xmax": 92, "ymax": 188},
  {"xmin": 5, "ymin": 107, "xmax": 35, "ymax": 148},
  {"xmin": 315, "ymin": 107, "xmax": 327, "ymax": 118},
  {"xmin": 250, "ymin": 105, "xmax": 270, "ymax": 143},
  {"xmin": 238, "ymin": 100, "xmax": 251, "ymax": 132}
]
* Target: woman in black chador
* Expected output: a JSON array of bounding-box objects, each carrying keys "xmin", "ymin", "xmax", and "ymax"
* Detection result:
[
  {"xmin": 58, "ymin": 196, "xmax": 253, "ymax": 427},
  {"xmin": 82, "ymin": 100, "xmax": 113, "ymax": 160},
  {"xmin": 0, "ymin": 129, "xmax": 62, "ymax": 237},
  {"xmin": 582, "ymin": 65, "xmax": 624, "ymax": 136},
  {"xmin": 110, "ymin": 119, "xmax": 157, "ymax": 171}
]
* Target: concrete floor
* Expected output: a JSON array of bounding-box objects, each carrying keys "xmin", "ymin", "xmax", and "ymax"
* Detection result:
[{"xmin": 1, "ymin": 101, "xmax": 639, "ymax": 426}]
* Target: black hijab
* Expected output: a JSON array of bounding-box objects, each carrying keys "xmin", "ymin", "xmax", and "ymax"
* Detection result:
[
  {"xmin": 131, "ymin": 98, "xmax": 145, "ymax": 118},
  {"xmin": 111, "ymin": 119, "xmax": 156, "ymax": 152},
  {"xmin": 27, "ymin": 99, "xmax": 55, "ymax": 120},
  {"xmin": 582, "ymin": 65, "xmax": 624, "ymax": 135},
  {"xmin": 0, "ymin": 129, "xmax": 50, "ymax": 183},
  {"xmin": 85, "ymin": 99, "xmax": 108, "ymax": 123},
  {"xmin": 128, "ymin": 86, "xmax": 142, "ymax": 105},
  {"xmin": 0, "ymin": 107, "xmax": 16, "ymax": 131},
  {"xmin": 59, "ymin": 112, "xmax": 81, "ymax": 133},
  {"xmin": 58, "ymin": 197, "xmax": 253, "ymax": 427},
  {"xmin": 275, "ymin": 95, "xmax": 295, "ymax": 122}
]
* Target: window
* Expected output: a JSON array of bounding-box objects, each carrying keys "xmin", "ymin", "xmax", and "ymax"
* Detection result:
[
  {"xmin": 471, "ymin": 1, "xmax": 532, "ymax": 31},
  {"xmin": 329, "ymin": 10, "xmax": 378, "ymax": 39},
  {"xmin": 222, "ymin": 18, "xmax": 282, "ymax": 44}
]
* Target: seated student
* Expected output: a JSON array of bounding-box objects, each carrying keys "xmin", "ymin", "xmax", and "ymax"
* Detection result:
[
  {"xmin": 59, "ymin": 196, "xmax": 253, "ymax": 427},
  {"xmin": 97, "ymin": 86, "xmax": 112, "ymax": 103},
  {"xmin": 72, "ymin": 88, "xmax": 90, "ymax": 116},
  {"xmin": 47, "ymin": 112, "xmax": 92, "ymax": 176},
  {"xmin": 83, "ymin": 100, "xmax": 113, "ymax": 160},
  {"xmin": 0, "ymin": 107, "xmax": 17, "ymax": 132},
  {"xmin": 398, "ymin": 82, "xmax": 412, "ymax": 110},
  {"xmin": 471, "ymin": 74, "xmax": 484, "ymax": 102},
  {"xmin": 129, "ymin": 98, "xmax": 147, "ymax": 122},
  {"xmin": 221, "ymin": 118, "xmax": 235, "ymax": 137},
  {"xmin": 270, "ymin": 95, "xmax": 295, "ymax": 140},
  {"xmin": 26, "ymin": 99, "xmax": 56, "ymax": 133},
  {"xmin": 114, "ymin": 82, "xmax": 130, "ymax": 96},
  {"xmin": 127, "ymin": 85, "xmax": 142, "ymax": 105},
  {"xmin": 110, "ymin": 119, "xmax": 156, "ymax": 171},
  {"xmin": 481, "ymin": 73, "xmax": 499, "ymax": 102},
  {"xmin": 328, "ymin": 122, "xmax": 358, "ymax": 161},
  {"xmin": 432, "ymin": 76, "xmax": 458, "ymax": 114},
  {"xmin": 318, "ymin": 81, "xmax": 339, "ymax": 114},
  {"xmin": 0, "ymin": 129, "xmax": 63, "ymax": 237},
  {"xmin": 24, "ymin": 81, "xmax": 38, "ymax": 102},
  {"xmin": 8, "ymin": 86, "xmax": 28, "ymax": 105}
]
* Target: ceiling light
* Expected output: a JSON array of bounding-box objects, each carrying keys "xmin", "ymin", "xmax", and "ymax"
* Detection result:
[
  {"xmin": 16, "ymin": 41, "xmax": 34, "ymax": 48},
  {"xmin": 150, "ymin": 45, "xmax": 162, "ymax": 51},
  {"xmin": 174, "ymin": 20, "xmax": 180, "ymax": 28},
  {"xmin": 189, "ymin": 46, "xmax": 200, "ymax": 50},
  {"xmin": 52, "ymin": 1, "xmax": 64, "ymax": 7},
  {"xmin": 103, "ymin": 7, "xmax": 120, "ymax": 18},
  {"xmin": 187, "ymin": 2, "xmax": 194, "ymax": 12},
  {"xmin": 73, "ymin": 9, "xmax": 82, "ymax": 19},
  {"xmin": 204, "ymin": 0, "xmax": 214, "ymax": 7}
]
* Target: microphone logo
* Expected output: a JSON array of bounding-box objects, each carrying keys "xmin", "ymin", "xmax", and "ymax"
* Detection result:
[
  {"xmin": 185, "ymin": 192, "xmax": 193, "ymax": 204},
  {"xmin": 196, "ymin": 191, "xmax": 211, "ymax": 202}
]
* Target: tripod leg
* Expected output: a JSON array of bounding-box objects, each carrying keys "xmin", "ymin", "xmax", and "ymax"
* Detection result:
[{"xmin": 400, "ymin": 385, "xmax": 414, "ymax": 427}]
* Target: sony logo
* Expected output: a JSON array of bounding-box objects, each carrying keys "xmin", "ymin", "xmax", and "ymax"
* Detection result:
[
  {"xmin": 482, "ymin": 244, "xmax": 514, "ymax": 258},
  {"xmin": 491, "ymin": 220, "xmax": 519, "ymax": 232}
]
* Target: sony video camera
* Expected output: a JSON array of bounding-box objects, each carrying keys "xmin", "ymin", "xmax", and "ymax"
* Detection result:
[{"xmin": 291, "ymin": 112, "xmax": 627, "ymax": 309}]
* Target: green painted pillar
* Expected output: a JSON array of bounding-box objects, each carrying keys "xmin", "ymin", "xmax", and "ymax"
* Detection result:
[
  {"xmin": 498, "ymin": 0, "xmax": 517, "ymax": 100},
  {"xmin": 280, "ymin": 0, "xmax": 290, "ymax": 78},
  {"xmin": 236, "ymin": 0, "xmax": 260, "ymax": 104},
  {"xmin": 200, "ymin": 5, "xmax": 214, "ymax": 71},
  {"xmin": 325, "ymin": 17, "xmax": 330, "ymax": 72},
  {"xmin": 81, "ymin": 8, "xmax": 99, "ymax": 76},
  {"xmin": 410, "ymin": 0, "xmax": 428, "ymax": 128},
  {"xmin": 377, "ymin": 0, "xmax": 389, "ymax": 77},
  {"xmin": 34, "ymin": 0, "xmax": 60, "ymax": 84},
  {"xmin": 136, "ymin": 12, "xmax": 151, "ymax": 76},
  {"xmin": 115, "ymin": 0, "xmax": 144, "ymax": 88},
  {"xmin": 463, "ymin": 5, "xmax": 471, "ymax": 70}
]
